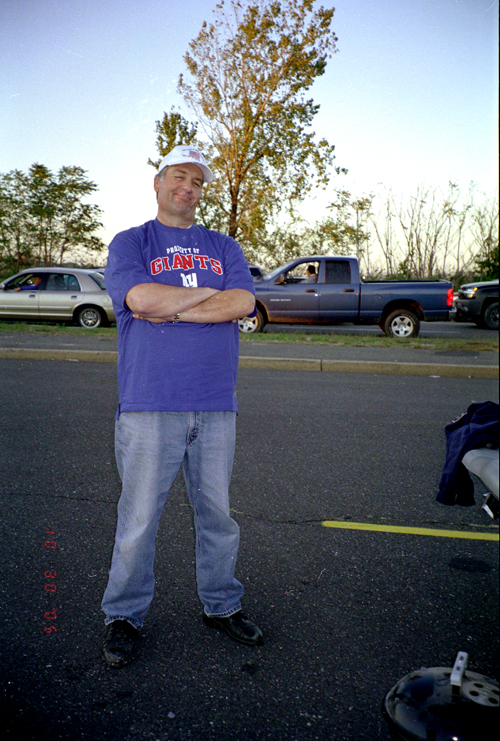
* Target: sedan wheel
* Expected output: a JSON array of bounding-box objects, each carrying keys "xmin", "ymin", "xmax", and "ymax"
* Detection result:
[{"xmin": 78, "ymin": 306, "xmax": 104, "ymax": 329}]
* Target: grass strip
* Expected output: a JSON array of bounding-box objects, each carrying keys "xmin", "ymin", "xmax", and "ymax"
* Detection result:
[{"xmin": 0, "ymin": 321, "xmax": 497, "ymax": 353}]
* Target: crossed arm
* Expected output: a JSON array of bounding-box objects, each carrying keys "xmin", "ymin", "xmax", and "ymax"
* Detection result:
[{"xmin": 125, "ymin": 283, "xmax": 255, "ymax": 324}]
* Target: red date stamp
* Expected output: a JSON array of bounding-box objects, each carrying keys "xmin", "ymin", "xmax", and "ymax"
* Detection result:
[{"xmin": 43, "ymin": 531, "xmax": 58, "ymax": 635}]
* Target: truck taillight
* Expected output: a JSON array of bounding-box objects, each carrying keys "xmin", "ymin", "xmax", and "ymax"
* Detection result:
[{"xmin": 447, "ymin": 288, "xmax": 454, "ymax": 307}]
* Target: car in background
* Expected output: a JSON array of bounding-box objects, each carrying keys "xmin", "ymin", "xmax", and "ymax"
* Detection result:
[
  {"xmin": 248, "ymin": 264, "xmax": 265, "ymax": 280},
  {"xmin": 454, "ymin": 279, "xmax": 498, "ymax": 330},
  {"xmin": 239, "ymin": 255, "xmax": 453, "ymax": 337},
  {"xmin": 0, "ymin": 267, "xmax": 116, "ymax": 328}
]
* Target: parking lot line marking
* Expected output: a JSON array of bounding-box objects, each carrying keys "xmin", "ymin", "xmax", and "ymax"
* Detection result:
[{"xmin": 321, "ymin": 520, "xmax": 499, "ymax": 541}]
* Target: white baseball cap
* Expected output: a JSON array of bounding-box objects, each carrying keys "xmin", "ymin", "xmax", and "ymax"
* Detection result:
[{"xmin": 157, "ymin": 145, "xmax": 214, "ymax": 183}]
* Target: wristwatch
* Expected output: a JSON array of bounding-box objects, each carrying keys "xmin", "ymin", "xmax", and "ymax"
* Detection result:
[{"xmin": 172, "ymin": 313, "xmax": 181, "ymax": 323}]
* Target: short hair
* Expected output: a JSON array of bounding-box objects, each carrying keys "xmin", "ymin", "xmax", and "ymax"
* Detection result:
[
  {"xmin": 307, "ymin": 264, "xmax": 316, "ymax": 274},
  {"xmin": 157, "ymin": 166, "xmax": 169, "ymax": 181}
]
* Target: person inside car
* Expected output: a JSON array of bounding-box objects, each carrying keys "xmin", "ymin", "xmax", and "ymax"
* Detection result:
[
  {"xmin": 304, "ymin": 265, "xmax": 317, "ymax": 283},
  {"xmin": 14, "ymin": 276, "xmax": 42, "ymax": 292}
]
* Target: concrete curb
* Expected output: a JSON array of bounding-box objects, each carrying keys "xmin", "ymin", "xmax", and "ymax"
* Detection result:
[
  {"xmin": 320, "ymin": 359, "xmax": 498, "ymax": 378},
  {"xmin": 239, "ymin": 356, "xmax": 321, "ymax": 372},
  {"xmin": 0, "ymin": 347, "xmax": 497, "ymax": 378},
  {"xmin": 239, "ymin": 355, "xmax": 498, "ymax": 378},
  {"xmin": 0, "ymin": 348, "xmax": 118, "ymax": 363}
]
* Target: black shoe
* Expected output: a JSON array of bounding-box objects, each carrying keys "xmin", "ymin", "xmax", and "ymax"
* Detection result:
[
  {"xmin": 203, "ymin": 610, "xmax": 264, "ymax": 646},
  {"xmin": 103, "ymin": 620, "xmax": 139, "ymax": 668}
]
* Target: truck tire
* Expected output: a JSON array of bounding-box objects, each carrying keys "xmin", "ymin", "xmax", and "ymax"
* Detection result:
[
  {"xmin": 383, "ymin": 309, "xmax": 420, "ymax": 338},
  {"xmin": 483, "ymin": 302, "xmax": 499, "ymax": 330},
  {"xmin": 238, "ymin": 308, "xmax": 265, "ymax": 334}
]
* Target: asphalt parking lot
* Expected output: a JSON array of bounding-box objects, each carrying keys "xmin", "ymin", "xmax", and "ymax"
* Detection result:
[{"xmin": 0, "ymin": 356, "xmax": 498, "ymax": 741}]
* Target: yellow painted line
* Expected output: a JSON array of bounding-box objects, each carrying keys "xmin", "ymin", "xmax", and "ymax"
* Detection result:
[{"xmin": 321, "ymin": 520, "xmax": 499, "ymax": 541}]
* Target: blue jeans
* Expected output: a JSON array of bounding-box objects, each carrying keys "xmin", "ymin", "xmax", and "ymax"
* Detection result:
[{"xmin": 101, "ymin": 411, "xmax": 244, "ymax": 629}]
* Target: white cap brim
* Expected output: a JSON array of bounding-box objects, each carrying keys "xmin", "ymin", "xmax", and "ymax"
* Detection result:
[{"xmin": 158, "ymin": 146, "xmax": 214, "ymax": 183}]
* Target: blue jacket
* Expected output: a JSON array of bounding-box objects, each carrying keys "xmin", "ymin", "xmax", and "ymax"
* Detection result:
[{"xmin": 437, "ymin": 401, "xmax": 499, "ymax": 506}]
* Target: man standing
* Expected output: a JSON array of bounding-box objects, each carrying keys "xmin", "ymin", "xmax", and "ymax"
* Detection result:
[{"xmin": 101, "ymin": 145, "xmax": 263, "ymax": 668}]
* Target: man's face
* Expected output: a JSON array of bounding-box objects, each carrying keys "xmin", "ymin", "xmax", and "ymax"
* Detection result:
[{"xmin": 154, "ymin": 163, "xmax": 204, "ymax": 227}]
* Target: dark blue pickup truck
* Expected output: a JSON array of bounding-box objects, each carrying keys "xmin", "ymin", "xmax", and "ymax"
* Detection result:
[{"xmin": 239, "ymin": 256, "xmax": 454, "ymax": 338}]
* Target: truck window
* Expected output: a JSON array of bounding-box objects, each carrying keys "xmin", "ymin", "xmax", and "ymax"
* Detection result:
[{"xmin": 325, "ymin": 261, "xmax": 351, "ymax": 284}]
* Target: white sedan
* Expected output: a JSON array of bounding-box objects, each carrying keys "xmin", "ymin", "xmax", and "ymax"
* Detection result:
[{"xmin": 0, "ymin": 267, "xmax": 116, "ymax": 328}]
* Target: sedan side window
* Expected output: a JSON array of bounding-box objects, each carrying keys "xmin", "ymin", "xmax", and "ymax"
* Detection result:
[
  {"xmin": 46, "ymin": 273, "xmax": 81, "ymax": 291},
  {"xmin": 5, "ymin": 278, "xmax": 22, "ymax": 290},
  {"xmin": 6, "ymin": 274, "xmax": 43, "ymax": 290},
  {"xmin": 66, "ymin": 274, "xmax": 80, "ymax": 290}
]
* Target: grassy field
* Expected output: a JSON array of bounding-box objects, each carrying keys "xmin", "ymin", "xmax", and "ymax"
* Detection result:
[{"xmin": 0, "ymin": 321, "xmax": 497, "ymax": 353}]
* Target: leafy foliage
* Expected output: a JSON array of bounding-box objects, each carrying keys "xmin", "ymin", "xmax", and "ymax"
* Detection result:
[
  {"xmin": 148, "ymin": 110, "xmax": 199, "ymax": 171},
  {"xmin": 471, "ymin": 194, "xmax": 499, "ymax": 281},
  {"xmin": 147, "ymin": 1, "xmax": 496, "ymax": 281},
  {"xmin": 152, "ymin": 0, "xmax": 344, "ymax": 250},
  {"xmin": 475, "ymin": 245, "xmax": 499, "ymax": 281},
  {"xmin": 0, "ymin": 164, "xmax": 104, "ymax": 275}
]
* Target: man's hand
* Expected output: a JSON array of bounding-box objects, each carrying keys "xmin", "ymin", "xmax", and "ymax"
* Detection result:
[{"xmin": 174, "ymin": 288, "xmax": 254, "ymax": 324}]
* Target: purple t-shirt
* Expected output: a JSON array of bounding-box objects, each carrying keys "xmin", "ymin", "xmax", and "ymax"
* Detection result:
[{"xmin": 105, "ymin": 219, "xmax": 255, "ymax": 413}]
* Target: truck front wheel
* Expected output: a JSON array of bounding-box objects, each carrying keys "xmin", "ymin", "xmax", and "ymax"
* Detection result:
[
  {"xmin": 383, "ymin": 309, "xmax": 420, "ymax": 339},
  {"xmin": 482, "ymin": 302, "xmax": 499, "ymax": 330}
]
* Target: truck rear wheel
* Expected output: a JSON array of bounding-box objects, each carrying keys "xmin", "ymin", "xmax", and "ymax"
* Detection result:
[
  {"xmin": 238, "ymin": 308, "xmax": 265, "ymax": 334},
  {"xmin": 383, "ymin": 309, "xmax": 420, "ymax": 338}
]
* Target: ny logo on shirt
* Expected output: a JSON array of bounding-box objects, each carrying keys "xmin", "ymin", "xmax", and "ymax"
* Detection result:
[{"xmin": 181, "ymin": 273, "xmax": 198, "ymax": 287}]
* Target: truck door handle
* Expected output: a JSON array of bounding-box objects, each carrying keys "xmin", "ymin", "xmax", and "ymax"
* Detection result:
[
  {"xmin": 343, "ymin": 289, "xmax": 355, "ymax": 293},
  {"xmin": 305, "ymin": 289, "xmax": 318, "ymax": 293}
]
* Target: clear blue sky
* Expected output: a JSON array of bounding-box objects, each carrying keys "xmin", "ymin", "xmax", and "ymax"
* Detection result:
[{"xmin": 1, "ymin": 0, "xmax": 498, "ymax": 245}]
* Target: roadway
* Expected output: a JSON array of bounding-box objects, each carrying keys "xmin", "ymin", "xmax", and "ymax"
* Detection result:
[
  {"xmin": 0, "ymin": 324, "xmax": 498, "ymax": 379},
  {"xmin": 0, "ymin": 356, "xmax": 498, "ymax": 741}
]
